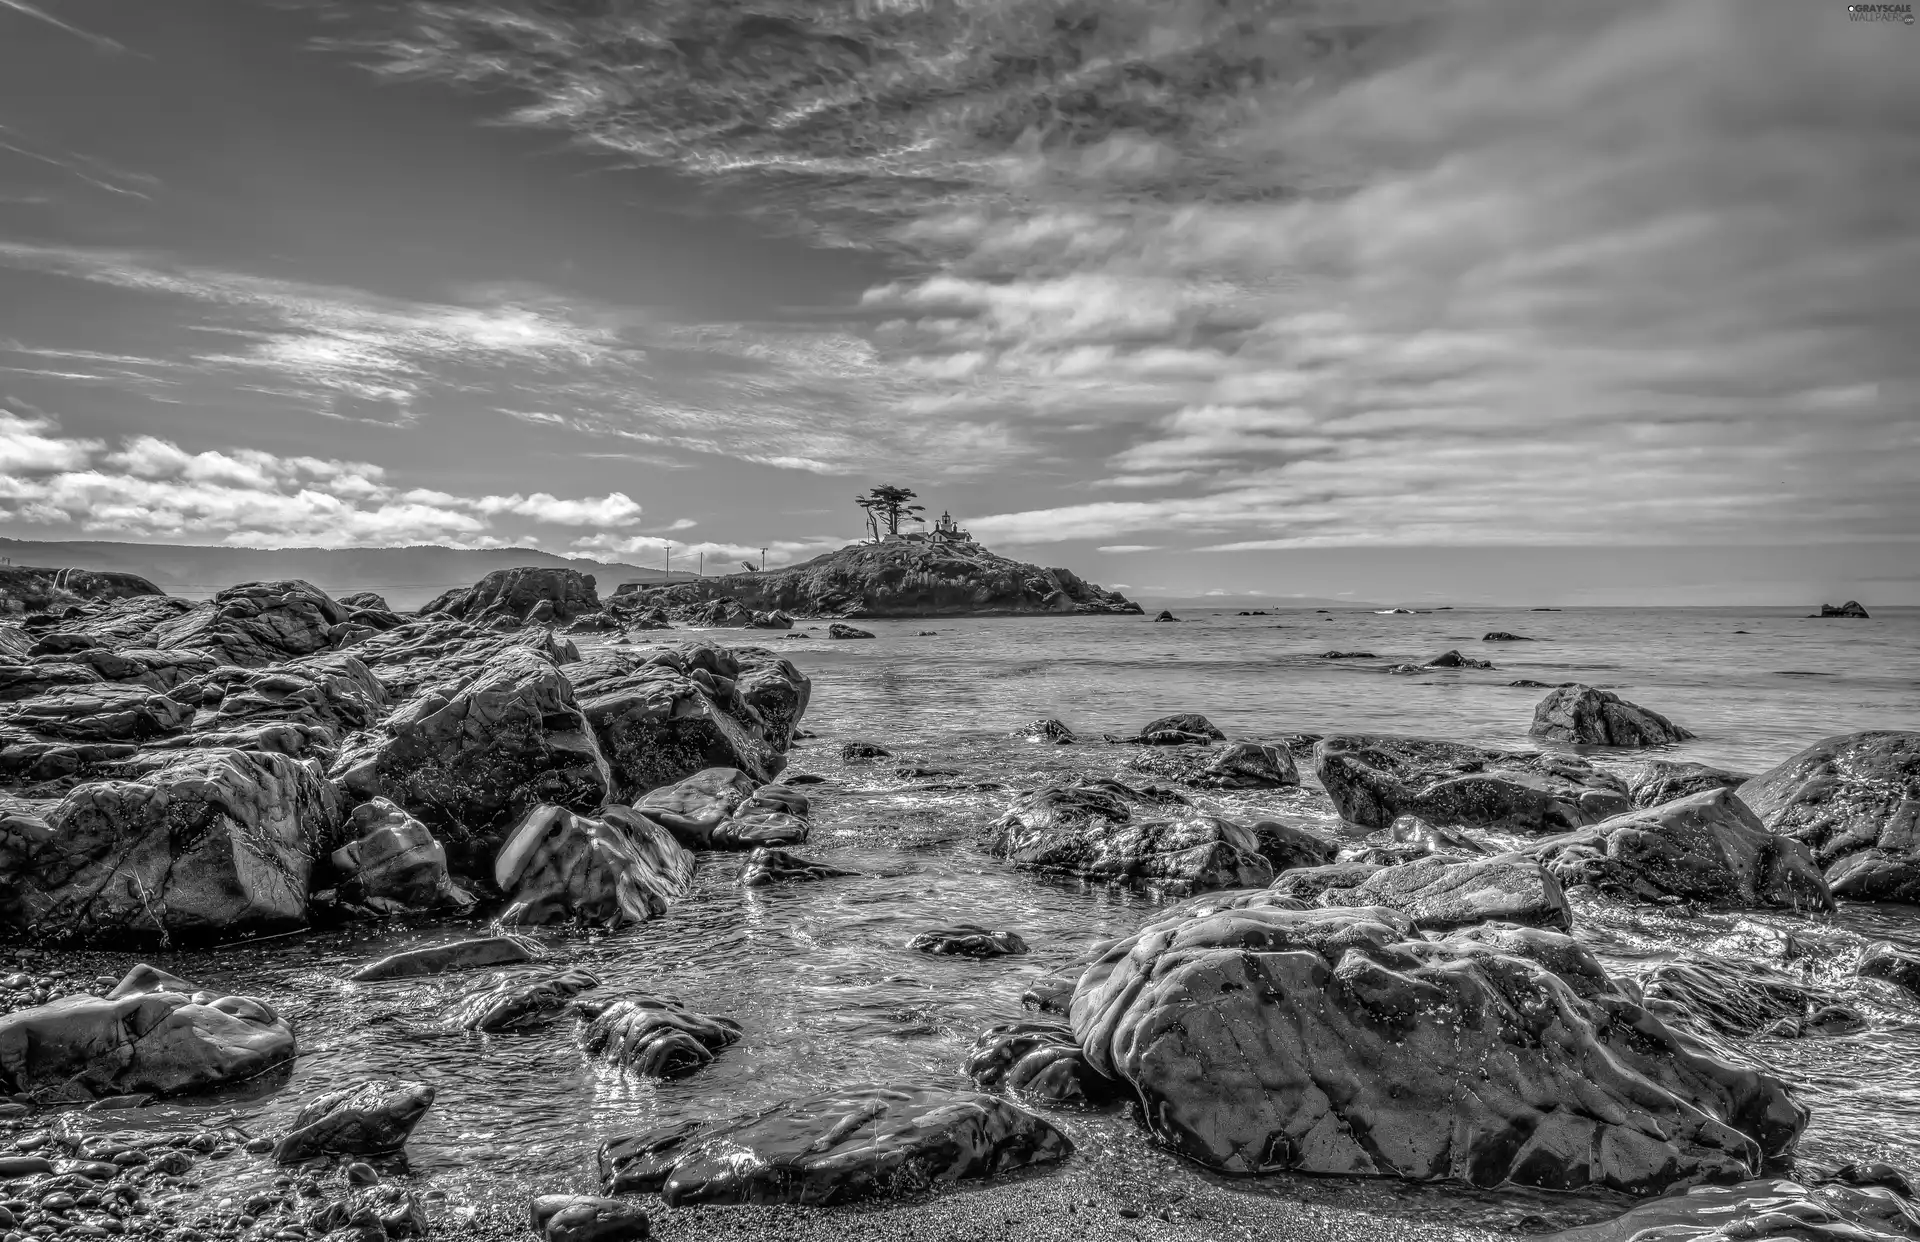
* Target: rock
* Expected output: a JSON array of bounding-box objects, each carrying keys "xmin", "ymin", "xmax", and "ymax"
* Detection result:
[
  {"xmin": 1642, "ymin": 956, "xmax": 1844, "ymax": 1037},
  {"xmin": 331, "ymin": 798, "xmax": 474, "ymax": 914},
  {"xmin": 1543, "ymin": 1178, "xmax": 1920, "ymax": 1242},
  {"xmin": 1386, "ymin": 813, "xmax": 1494, "ymax": 856},
  {"xmin": 1531, "ymin": 684, "xmax": 1695, "ymax": 746},
  {"xmin": 348, "ymin": 935, "xmax": 544, "ymax": 982},
  {"xmin": 355, "ymin": 1183, "xmax": 430, "ymax": 1236},
  {"xmin": 331, "ymin": 646, "xmax": 609, "ymax": 874},
  {"xmin": 599, "ymin": 1083, "xmax": 1073, "ymax": 1205},
  {"xmin": 107, "ymin": 962, "xmax": 198, "ymax": 998},
  {"xmin": 1070, "ymin": 901, "xmax": 1806, "ymax": 1191},
  {"xmin": 530, "ymin": 1195, "xmax": 652, "ymax": 1242},
  {"xmin": 827, "ymin": 622, "xmax": 875, "ymax": 640},
  {"xmin": 192, "ymin": 653, "xmax": 389, "ymax": 735},
  {"xmin": 495, "ymin": 805, "xmax": 694, "ymax": 928},
  {"xmin": 272, "ymin": 1080, "xmax": 436, "ymax": 1163},
  {"xmin": 737, "ymin": 848, "xmax": 856, "ymax": 887},
  {"xmin": 576, "ymin": 996, "xmax": 743, "ymax": 1077},
  {"xmin": 746, "ymin": 610, "xmax": 795, "ymax": 630},
  {"xmin": 1739, "ymin": 731, "xmax": 1920, "ymax": 902},
  {"xmin": 420, "ymin": 567, "xmax": 601, "ymax": 627},
  {"xmin": 26, "ymin": 631, "xmax": 99, "ymax": 656},
  {"xmin": 1014, "ymin": 718, "xmax": 1076, "ymax": 744},
  {"xmin": 0, "ymin": 566, "xmax": 162, "ymax": 615},
  {"xmin": 842, "ymin": 740, "xmax": 892, "ymax": 759},
  {"xmin": 1815, "ymin": 601, "xmax": 1870, "ymax": 618},
  {"xmin": 0, "ymin": 684, "xmax": 193, "ymax": 742},
  {"xmin": 1631, "ymin": 760, "xmax": 1754, "ymax": 808},
  {"xmin": 0, "ymin": 747, "xmax": 336, "ymax": 942},
  {"xmin": 1302, "ymin": 853, "xmax": 1571, "ymax": 931},
  {"xmin": 563, "ymin": 644, "xmax": 805, "ymax": 799},
  {"xmin": 1424, "ymin": 650, "xmax": 1494, "ymax": 669},
  {"xmin": 1482, "ymin": 632, "xmax": 1532, "ymax": 642},
  {"xmin": 1318, "ymin": 651, "xmax": 1374, "ymax": 659},
  {"xmin": 345, "ymin": 618, "xmax": 577, "ymax": 699},
  {"xmin": 1249, "ymin": 820, "xmax": 1339, "ymax": 874},
  {"xmin": 1857, "ymin": 941, "xmax": 1920, "ymax": 1000},
  {"xmin": 0, "ymin": 969, "xmax": 293, "ymax": 1098},
  {"xmin": 907, "ymin": 925, "xmax": 1029, "ymax": 957},
  {"xmin": 1199, "ymin": 742, "xmax": 1299, "ymax": 789},
  {"xmin": 1152, "ymin": 611, "xmax": 1178, "ymax": 623},
  {"xmin": 338, "ymin": 592, "xmax": 391, "ymax": 612},
  {"xmin": 1268, "ymin": 860, "xmax": 1386, "ymax": 903},
  {"xmin": 1313, "ymin": 733, "xmax": 1632, "ymax": 833},
  {"xmin": 1527, "ymin": 788, "xmax": 1833, "ymax": 911},
  {"xmin": 1142, "ymin": 714, "xmax": 1224, "ymax": 741},
  {"xmin": 985, "ymin": 781, "xmax": 1272, "ymax": 891},
  {"xmin": 453, "ymin": 968, "xmax": 600, "ymax": 1032},
  {"xmin": 148, "ymin": 580, "xmax": 350, "ymax": 667},
  {"xmin": 629, "ymin": 767, "xmax": 807, "ymax": 850},
  {"xmin": 965, "ymin": 1021, "xmax": 1124, "ymax": 1109}
]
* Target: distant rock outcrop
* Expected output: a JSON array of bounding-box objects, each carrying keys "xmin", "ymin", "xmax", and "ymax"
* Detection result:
[
  {"xmin": 0, "ymin": 565, "xmax": 162, "ymax": 617},
  {"xmin": 614, "ymin": 540, "xmax": 1140, "ymax": 619},
  {"xmin": 420, "ymin": 566, "xmax": 602, "ymax": 627},
  {"xmin": 1812, "ymin": 601, "xmax": 1869, "ymax": 618}
]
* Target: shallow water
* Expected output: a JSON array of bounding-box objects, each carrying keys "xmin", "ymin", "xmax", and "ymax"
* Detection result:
[{"xmin": 42, "ymin": 606, "xmax": 1920, "ymax": 1235}]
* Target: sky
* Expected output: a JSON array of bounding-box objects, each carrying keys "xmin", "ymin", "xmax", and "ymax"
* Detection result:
[{"xmin": 0, "ymin": 0, "xmax": 1915, "ymax": 605}]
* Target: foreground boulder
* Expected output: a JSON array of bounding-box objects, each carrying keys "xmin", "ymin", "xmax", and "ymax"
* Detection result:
[
  {"xmin": 1070, "ymin": 900, "xmax": 1806, "ymax": 1192},
  {"xmin": 0, "ymin": 747, "xmax": 336, "ymax": 942},
  {"xmin": 530, "ymin": 1196, "xmax": 651, "ymax": 1242},
  {"xmin": 576, "ymin": 996, "xmax": 743, "ymax": 1078},
  {"xmin": 1314, "ymin": 734, "xmax": 1632, "ymax": 833},
  {"xmin": 150, "ymin": 580, "xmax": 350, "ymax": 667},
  {"xmin": 1631, "ymin": 760, "xmax": 1753, "ymax": 808},
  {"xmin": 632, "ymin": 767, "xmax": 808, "ymax": 850},
  {"xmin": 0, "ymin": 965, "xmax": 294, "ymax": 1100},
  {"xmin": 1642, "ymin": 956, "xmax": 1846, "ymax": 1038},
  {"xmin": 273, "ymin": 1080, "xmax": 436, "ymax": 1162},
  {"xmin": 330, "ymin": 797, "xmax": 474, "ymax": 913},
  {"xmin": 1272, "ymin": 853, "xmax": 1573, "ymax": 932},
  {"xmin": 599, "ymin": 1084, "xmax": 1073, "ymax": 1205},
  {"xmin": 348, "ymin": 935, "xmax": 543, "ymax": 982},
  {"xmin": 1739, "ymin": 731, "xmax": 1920, "ymax": 902},
  {"xmin": 1527, "ymin": 788, "xmax": 1832, "ymax": 911},
  {"xmin": 420, "ymin": 567, "xmax": 601, "ymax": 627},
  {"xmin": 495, "ymin": 805, "xmax": 694, "ymax": 928},
  {"xmin": 965, "ymin": 1021, "xmax": 1123, "ymax": 1110},
  {"xmin": 1532, "ymin": 685, "xmax": 1695, "ymax": 746},
  {"xmin": 984, "ymin": 781, "xmax": 1272, "ymax": 892}
]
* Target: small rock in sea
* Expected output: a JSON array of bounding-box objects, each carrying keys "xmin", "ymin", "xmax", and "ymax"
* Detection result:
[
  {"xmin": 841, "ymin": 741, "xmax": 892, "ymax": 759},
  {"xmin": 273, "ymin": 1080, "xmax": 436, "ymax": 1163},
  {"xmin": 454, "ymin": 969, "xmax": 600, "ymax": 1033},
  {"xmin": 1151, "ymin": 610, "xmax": 1179, "ymax": 622},
  {"xmin": 348, "ymin": 935, "xmax": 544, "ymax": 982},
  {"xmin": 908, "ymin": 925, "xmax": 1029, "ymax": 957},
  {"xmin": 531, "ymin": 1194, "xmax": 652, "ymax": 1242},
  {"xmin": 345, "ymin": 1162, "xmax": 380, "ymax": 1185},
  {"xmin": 1423, "ymin": 649, "xmax": 1494, "ymax": 669},
  {"xmin": 1812, "ymin": 600, "xmax": 1870, "ymax": 618},
  {"xmin": 827, "ymin": 622, "xmax": 876, "ymax": 639},
  {"xmin": 917, "ymin": 630, "xmax": 937, "ymax": 636},
  {"xmin": 1317, "ymin": 650, "xmax": 1374, "ymax": 659},
  {"xmin": 1014, "ymin": 717, "xmax": 1076, "ymax": 744},
  {"xmin": 1481, "ymin": 632, "xmax": 1532, "ymax": 642},
  {"xmin": 966, "ymin": 1020, "xmax": 1124, "ymax": 1110},
  {"xmin": 1530, "ymin": 684, "xmax": 1693, "ymax": 746},
  {"xmin": 1858, "ymin": 940, "xmax": 1920, "ymax": 1000},
  {"xmin": 738, "ymin": 847, "xmax": 858, "ymax": 887},
  {"xmin": 576, "ymin": 996, "xmax": 743, "ymax": 1078}
]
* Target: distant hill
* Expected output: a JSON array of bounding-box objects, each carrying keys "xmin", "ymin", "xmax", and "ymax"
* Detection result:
[{"xmin": 0, "ymin": 537, "xmax": 696, "ymax": 611}]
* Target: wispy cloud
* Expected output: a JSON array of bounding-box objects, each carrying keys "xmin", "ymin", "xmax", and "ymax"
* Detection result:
[{"xmin": 0, "ymin": 0, "xmax": 130, "ymax": 55}]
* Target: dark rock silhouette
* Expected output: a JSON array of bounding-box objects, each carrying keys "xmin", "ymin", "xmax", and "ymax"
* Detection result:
[
  {"xmin": 907, "ymin": 925, "xmax": 1028, "ymax": 957},
  {"xmin": 0, "ymin": 565, "xmax": 162, "ymax": 616},
  {"xmin": 827, "ymin": 622, "xmax": 875, "ymax": 639},
  {"xmin": 985, "ymin": 780, "xmax": 1272, "ymax": 891},
  {"xmin": 1531, "ymin": 684, "xmax": 1694, "ymax": 746},
  {"xmin": 1313, "ymin": 734, "xmax": 1632, "ymax": 833},
  {"xmin": 577, "ymin": 996, "xmax": 743, "ymax": 1078},
  {"xmin": 1482, "ymin": 632, "xmax": 1532, "ymax": 642},
  {"xmin": 1813, "ymin": 601, "xmax": 1869, "ymax": 618},
  {"xmin": 273, "ymin": 1080, "xmax": 436, "ymax": 1163},
  {"xmin": 966, "ymin": 1020, "xmax": 1124, "ymax": 1109},
  {"xmin": 738, "ymin": 847, "xmax": 857, "ymax": 887},
  {"xmin": 420, "ymin": 566, "xmax": 601, "ymax": 627}
]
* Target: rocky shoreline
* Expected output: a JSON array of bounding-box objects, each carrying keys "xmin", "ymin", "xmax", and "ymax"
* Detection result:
[{"xmin": 0, "ymin": 569, "xmax": 1917, "ymax": 1241}]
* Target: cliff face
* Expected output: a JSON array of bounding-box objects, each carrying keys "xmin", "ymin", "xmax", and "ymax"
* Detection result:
[{"xmin": 617, "ymin": 541, "xmax": 1141, "ymax": 618}]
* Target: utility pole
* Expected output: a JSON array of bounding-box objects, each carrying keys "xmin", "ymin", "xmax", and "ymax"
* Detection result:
[
  {"xmin": 664, "ymin": 543, "xmax": 671, "ymax": 580},
  {"xmin": 698, "ymin": 551, "xmax": 703, "ymax": 578},
  {"xmin": 761, "ymin": 547, "xmax": 768, "ymax": 573}
]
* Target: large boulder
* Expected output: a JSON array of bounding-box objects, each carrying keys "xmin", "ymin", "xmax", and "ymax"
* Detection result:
[
  {"xmin": 494, "ymin": 804, "xmax": 694, "ymax": 928},
  {"xmin": 1070, "ymin": 900, "xmax": 1806, "ymax": 1192},
  {"xmin": 332, "ymin": 647, "xmax": 608, "ymax": 875},
  {"xmin": 1527, "ymin": 788, "xmax": 1833, "ymax": 911},
  {"xmin": 1532, "ymin": 685, "xmax": 1695, "ymax": 746},
  {"xmin": 1738, "ymin": 732, "xmax": 1920, "ymax": 902},
  {"xmin": 984, "ymin": 781, "xmax": 1272, "ymax": 892},
  {"xmin": 599, "ymin": 1084, "xmax": 1073, "ymax": 1205},
  {"xmin": 0, "ymin": 964, "xmax": 293, "ymax": 1100},
  {"xmin": 193, "ymin": 653, "xmax": 388, "ymax": 735},
  {"xmin": 149, "ymin": 580, "xmax": 350, "ymax": 667},
  {"xmin": 272, "ymin": 1080, "xmax": 436, "ymax": 1163},
  {"xmin": 1313, "ymin": 734, "xmax": 1632, "ymax": 833},
  {"xmin": 965, "ymin": 1020, "xmax": 1124, "ymax": 1110},
  {"xmin": 577, "ymin": 996, "xmax": 743, "ymax": 1078},
  {"xmin": 330, "ymin": 798, "xmax": 474, "ymax": 913},
  {"xmin": 0, "ymin": 748, "xmax": 336, "ymax": 942},
  {"xmin": 420, "ymin": 567, "xmax": 601, "ymax": 626},
  {"xmin": 1273, "ymin": 854, "xmax": 1573, "ymax": 932},
  {"xmin": 1631, "ymin": 760, "xmax": 1754, "ymax": 809},
  {"xmin": 1641, "ymin": 956, "xmax": 1845, "ymax": 1038}
]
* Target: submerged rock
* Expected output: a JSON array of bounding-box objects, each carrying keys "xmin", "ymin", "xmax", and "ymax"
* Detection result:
[
  {"xmin": 1482, "ymin": 632, "xmax": 1532, "ymax": 642},
  {"xmin": 984, "ymin": 781, "xmax": 1272, "ymax": 892},
  {"xmin": 273, "ymin": 1080, "xmax": 436, "ymax": 1163},
  {"xmin": 1536, "ymin": 788, "xmax": 1832, "ymax": 910},
  {"xmin": 907, "ymin": 925, "xmax": 1029, "ymax": 957},
  {"xmin": 0, "ymin": 965, "xmax": 294, "ymax": 1099},
  {"xmin": 454, "ymin": 968, "xmax": 600, "ymax": 1033},
  {"xmin": 1531, "ymin": 685, "xmax": 1695, "ymax": 746},
  {"xmin": 495, "ymin": 805, "xmax": 694, "ymax": 929},
  {"xmin": 576, "ymin": 996, "xmax": 743, "ymax": 1078},
  {"xmin": 1739, "ymin": 731, "xmax": 1920, "ymax": 902},
  {"xmin": 738, "ymin": 847, "xmax": 857, "ymax": 887},
  {"xmin": 1314, "ymin": 733, "xmax": 1632, "ymax": 833},
  {"xmin": 1014, "ymin": 718, "xmax": 1076, "ymax": 744},
  {"xmin": 1424, "ymin": 650, "xmax": 1494, "ymax": 669},
  {"xmin": 599, "ymin": 1084, "xmax": 1073, "ymax": 1205},
  {"xmin": 1151, "ymin": 610, "xmax": 1179, "ymax": 623},
  {"xmin": 1141, "ymin": 713, "xmax": 1225, "ymax": 740},
  {"xmin": 331, "ymin": 797, "xmax": 474, "ymax": 914},
  {"xmin": 349, "ymin": 935, "xmax": 543, "ymax": 982},
  {"xmin": 1070, "ymin": 900, "xmax": 1806, "ymax": 1192},
  {"xmin": 828, "ymin": 622, "xmax": 875, "ymax": 640},
  {"xmin": 1631, "ymin": 760, "xmax": 1754, "ymax": 808},
  {"xmin": 1318, "ymin": 651, "xmax": 1374, "ymax": 659},
  {"xmin": 966, "ymin": 1020, "xmax": 1124, "ymax": 1110}
]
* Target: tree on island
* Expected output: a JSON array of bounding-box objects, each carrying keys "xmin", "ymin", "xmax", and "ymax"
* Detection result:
[{"xmin": 855, "ymin": 484, "xmax": 925, "ymax": 543}]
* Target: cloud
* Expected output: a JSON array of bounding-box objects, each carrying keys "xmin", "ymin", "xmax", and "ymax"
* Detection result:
[
  {"xmin": 0, "ymin": 0, "xmax": 129, "ymax": 55},
  {"xmin": 1096, "ymin": 544, "xmax": 1159, "ymax": 554},
  {"xmin": 0, "ymin": 407, "xmax": 666, "ymax": 548}
]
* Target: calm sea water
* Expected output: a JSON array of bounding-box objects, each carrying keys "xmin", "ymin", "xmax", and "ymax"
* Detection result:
[{"xmin": 74, "ymin": 607, "xmax": 1920, "ymax": 1235}]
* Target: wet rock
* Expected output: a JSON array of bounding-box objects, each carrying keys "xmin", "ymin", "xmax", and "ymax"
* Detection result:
[
  {"xmin": 1815, "ymin": 601, "xmax": 1870, "ymax": 618},
  {"xmin": 454, "ymin": 968, "xmax": 600, "ymax": 1032},
  {"xmin": 746, "ymin": 610, "xmax": 795, "ymax": 630},
  {"xmin": 1318, "ymin": 651, "xmax": 1374, "ymax": 659},
  {"xmin": 355, "ymin": 1183, "xmax": 429, "ymax": 1236},
  {"xmin": 0, "ymin": 684, "xmax": 193, "ymax": 742},
  {"xmin": 966, "ymin": 1020, "xmax": 1124, "ymax": 1110},
  {"xmin": 1312, "ymin": 853, "xmax": 1571, "ymax": 932},
  {"xmin": 842, "ymin": 741, "xmax": 891, "ymax": 759},
  {"xmin": 0, "ymin": 966, "xmax": 293, "ymax": 1098},
  {"xmin": 495, "ymin": 804, "xmax": 694, "ymax": 928},
  {"xmin": 1425, "ymin": 650, "xmax": 1494, "ymax": 669},
  {"xmin": 531, "ymin": 1195, "xmax": 652, "ymax": 1242},
  {"xmin": 0, "ymin": 747, "xmax": 336, "ymax": 941},
  {"xmin": 737, "ymin": 847, "xmax": 856, "ymax": 887},
  {"xmin": 345, "ymin": 618, "xmax": 577, "ymax": 700},
  {"xmin": 907, "ymin": 925, "xmax": 1029, "ymax": 957},
  {"xmin": 1314, "ymin": 733, "xmax": 1632, "ymax": 833},
  {"xmin": 1739, "ymin": 731, "xmax": 1920, "ymax": 902},
  {"xmin": 576, "ymin": 996, "xmax": 743, "ymax": 1078},
  {"xmin": 1531, "ymin": 684, "xmax": 1695, "ymax": 746},
  {"xmin": 1071, "ymin": 901, "xmax": 1806, "ymax": 1192},
  {"xmin": 1151, "ymin": 610, "xmax": 1178, "ymax": 622},
  {"xmin": 191, "ymin": 652, "xmax": 389, "ymax": 735},
  {"xmin": 1769, "ymin": 1005, "xmax": 1868, "ymax": 1039},
  {"xmin": 1387, "ymin": 813, "xmax": 1494, "ymax": 856},
  {"xmin": 1141, "ymin": 714, "xmax": 1225, "ymax": 741},
  {"xmin": 1526, "ymin": 788, "xmax": 1833, "ymax": 911},
  {"xmin": 1828, "ymin": 1162, "xmax": 1917, "ymax": 1198},
  {"xmin": 984, "ymin": 781, "xmax": 1273, "ymax": 891},
  {"xmin": 149, "ymin": 580, "xmax": 350, "ymax": 667},
  {"xmin": 331, "ymin": 646, "xmax": 608, "ymax": 874},
  {"xmin": 1643, "ymin": 956, "xmax": 1845, "ymax": 1037},
  {"xmin": 1630, "ymin": 760, "xmax": 1754, "ymax": 808},
  {"xmin": 338, "ymin": 592, "xmax": 391, "ymax": 612},
  {"xmin": 1269, "ymin": 860, "xmax": 1389, "ymax": 903},
  {"xmin": 630, "ymin": 767, "xmax": 807, "ymax": 850},
  {"xmin": 827, "ymin": 623, "xmax": 875, "ymax": 640},
  {"xmin": 331, "ymin": 798, "xmax": 474, "ymax": 913},
  {"xmin": 1199, "ymin": 742, "xmax": 1299, "ymax": 789},
  {"xmin": 1482, "ymin": 632, "xmax": 1532, "ymax": 642},
  {"xmin": 1014, "ymin": 718, "xmax": 1076, "ymax": 744},
  {"xmin": 420, "ymin": 567, "xmax": 602, "ymax": 627},
  {"xmin": 1857, "ymin": 941, "xmax": 1920, "ymax": 1000},
  {"xmin": 600, "ymin": 1083, "xmax": 1073, "ymax": 1205},
  {"xmin": 1249, "ymin": 820, "xmax": 1338, "ymax": 874},
  {"xmin": 348, "ymin": 934, "xmax": 543, "ymax": 982},
  {"xmin": 272, "ymin": 1080, "xmax": 436, "ymax": 1163},
  {"xmin": 1543, "ymin": 1178, "xmax": 1920, "ymax": 1242},
  {"xmin": 1021, "ymin": 973, "xmax": 1079, "ymax": 1015}
]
